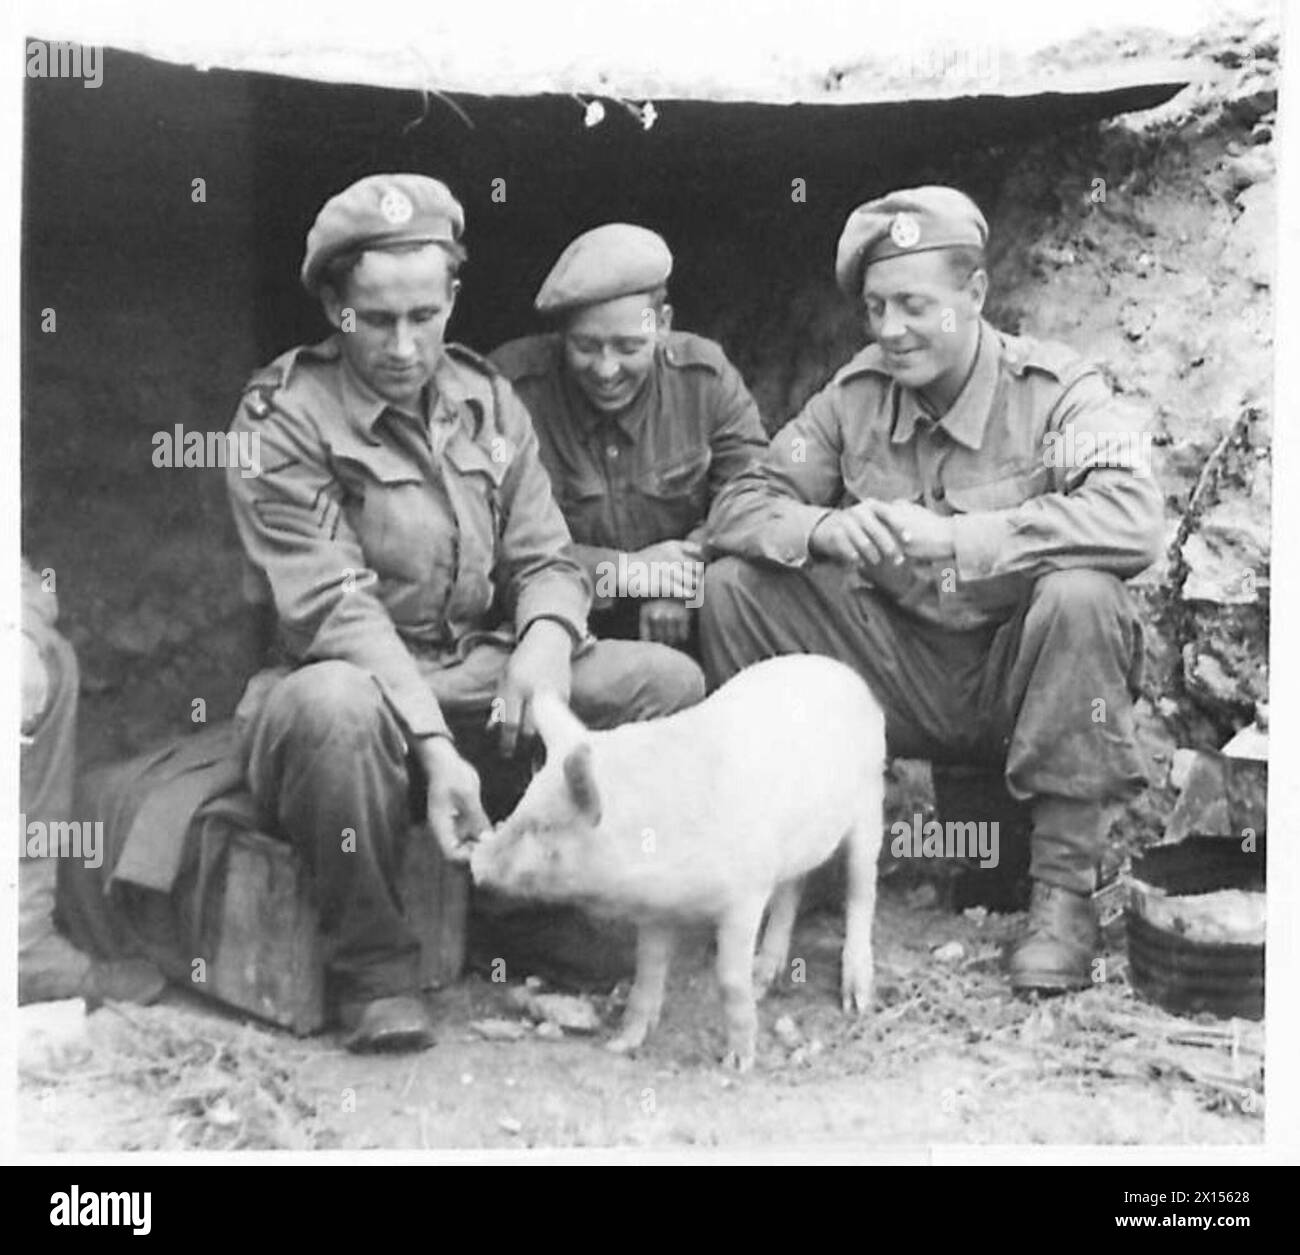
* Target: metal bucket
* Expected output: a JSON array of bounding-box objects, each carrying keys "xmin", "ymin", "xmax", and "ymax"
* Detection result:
[{"xmin": 1125, "ymin": 836, "xmax": 1265, "ymax": 1021}]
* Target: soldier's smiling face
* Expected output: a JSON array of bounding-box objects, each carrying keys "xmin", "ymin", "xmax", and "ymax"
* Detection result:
[
  {"xmin": 862, "ymin": 249, "xmax": 986, "ymax": 408},
  {"xmin": 562, "ymin": 293, "xmax": 669, "ymax": 414},
  {"xmin": 323, "ymin": 245, "xmax": 458, "ymax": 410}
]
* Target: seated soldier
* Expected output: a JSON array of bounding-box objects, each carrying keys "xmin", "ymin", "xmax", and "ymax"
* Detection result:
[
  {"xmin": 701, "ymin": 186, "xmax": 1163, "ymax": 994},
  {"xmin": 491, "ymin": 224, "xmax": 767, "ymax": 651},
  {"xmin": 226, "ymin": 177, "xmax": 704, "ymax": 1052}
]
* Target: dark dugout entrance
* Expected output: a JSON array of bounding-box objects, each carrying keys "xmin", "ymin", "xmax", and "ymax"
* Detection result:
[{"xmin": 21, "ymin": 47, "xmax": 1187, "ymax": 764}]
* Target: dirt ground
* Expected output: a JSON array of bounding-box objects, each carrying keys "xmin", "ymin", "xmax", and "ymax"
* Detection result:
[
  {"xmin": 16, "ymin": 10, "xmax": 1277, "ymax": 1154},
  {"xmin": 18, "ymin": 884, "xmax": 1263, "ymax": 1151}
]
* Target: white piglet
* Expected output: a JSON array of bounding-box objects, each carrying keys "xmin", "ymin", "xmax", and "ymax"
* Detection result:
[{"xmin": 469, "ymin": 654, "xmax": 886, "ymax": 1071}]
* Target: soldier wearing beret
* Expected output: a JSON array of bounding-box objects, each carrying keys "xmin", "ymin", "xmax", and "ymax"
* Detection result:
[
  {"xmin": 702, "ymin": 186, "xmax": 1163, "ymax": 993},
  {"xmin": 490, "ymin": 223, "xmax": 768, "ymax": 650},
  {"xmin": 227, "ymin": 176, "xmax": 704, "ymax": 1051}
]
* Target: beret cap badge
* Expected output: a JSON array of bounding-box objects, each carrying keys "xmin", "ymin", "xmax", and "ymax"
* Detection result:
[
  {"xmin": 889, "ymin": 212, "xmax": 922, "ymax": 249},
  {"xmin": 379, "ymin": 188, "xmax": 415, "ymax": 226}
]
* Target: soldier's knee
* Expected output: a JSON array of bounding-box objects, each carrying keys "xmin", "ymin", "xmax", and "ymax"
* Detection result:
[
  {"xmin": 645, "ymin": 649, "xmax": 706, "ymax": 715},
  {"xmin": 700, "ymin": 555, "xmax": 756, "ymax": 632},
  {"xmin": 1030, "ymin": 569, "xmax": 1127, "ymax": 622},
  {"xmin": 264, "ymin": 662, "xmax": 393, "ymax": 745}
]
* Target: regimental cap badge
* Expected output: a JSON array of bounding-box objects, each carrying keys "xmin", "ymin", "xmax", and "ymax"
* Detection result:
[
  {"xmin": 889, "ymin": 212, "xmax": 922, "ymax": 249},
  {"xmin": 379, "ymin": 188, "xmax": 414, "ymax": 225}
]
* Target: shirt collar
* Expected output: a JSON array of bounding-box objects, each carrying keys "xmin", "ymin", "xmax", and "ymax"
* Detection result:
[
  {"xmin": 562, "ymin": 347, "xmax": 659, "ymax": 445},
  {"xmin": 336, "ymin": 340, "xmax": 469, "ymax": 436},
  {"xmin": 891, "ymin": 321, "xmax": 1001, "ymax": 450}
]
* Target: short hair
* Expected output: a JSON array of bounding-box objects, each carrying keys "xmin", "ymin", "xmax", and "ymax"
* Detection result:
[{"xmin": 321, "ymin": 238, "xmax": 468, "ymax": 298}]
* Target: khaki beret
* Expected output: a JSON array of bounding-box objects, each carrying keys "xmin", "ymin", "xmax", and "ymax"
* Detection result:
[
  {"xmin": 535, "ymin": 223, "xmax": 673, "ymax": 316},
  {"xmin": 301, "ymin": 173, "xmax": 465, "ymax": 294},
  {"xmin": 835, "ymin": 185, "xmax": 988, "ymax": 298}
]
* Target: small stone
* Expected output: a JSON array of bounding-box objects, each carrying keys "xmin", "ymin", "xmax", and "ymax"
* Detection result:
[
  {"xmin": 507, "ymin": 988, "xmax": 602, "ymax": 1034},
  {"xmin": 498, "ymin": 1116, "xmax": 523, "ymax": 1135},
  {"xmin": 962, "ymin": 906, "xmax": 989, "ymax": 925},
  {"xmin": 206, "ymin": 1101, "xmax": 239, "ymax": 1128},
  {"xmin": 534, "ymin": 1021, "xmax": 564, "ymax": 1041},
  {"xmin": 1225, "ymin": 150, "xmax": 1274, "ymax": 192},
  {"xmin": 18, "ymin": 1000, "xmax": 90, "ymax": 1076},
  {"xmin": 525, "ymin": 975, "xmax": 545, "ymax": 990},
  {"xmin": 932, "ymin": 941, "xmax": 966, "ymax": 964},
  {"xmin": 772, "ymin": 1016, "xmax": 803, "ymax": 1050},
  {"xmin": 470, "ymin": 1018, "xmax": 529, "ymax": 1042}
]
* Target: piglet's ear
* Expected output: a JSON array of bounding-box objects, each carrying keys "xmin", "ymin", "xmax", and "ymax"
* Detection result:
[
  {"xmin": 562, "ymin": 743, "xmax": 602, "ymax": 825},
  {"xmin": 530, "ymin": 690, "xmax": 589, "ymax": 752}
]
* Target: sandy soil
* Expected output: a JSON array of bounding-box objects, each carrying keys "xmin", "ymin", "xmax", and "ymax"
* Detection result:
[{"xmin": 18, "ymin": 886, "xmax": 1263, "ymax": 1153}]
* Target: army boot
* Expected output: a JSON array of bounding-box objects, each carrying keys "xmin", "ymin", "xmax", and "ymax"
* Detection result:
[{"xmin": 1008, "ymin": 880, "xmax": 1101, "ymax": 993}]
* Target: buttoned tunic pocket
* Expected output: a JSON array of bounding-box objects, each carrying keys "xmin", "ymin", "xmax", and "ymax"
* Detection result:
[{"xmin": 633, "ymin": 446, "xmax": 712, "ymax": 538}]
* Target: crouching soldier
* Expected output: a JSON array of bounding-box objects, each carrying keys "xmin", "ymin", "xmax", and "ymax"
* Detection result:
[
  {"xmin": 227, "ymin": 176, "xmax": 703, "ymax": 1052},
  {"xmin": 701, "ymin": 186, "xmax": 1162, "ymax": 994},
  {"xmin": 491, "ymin": 224, "xmax": 767, "ymax": 651}
]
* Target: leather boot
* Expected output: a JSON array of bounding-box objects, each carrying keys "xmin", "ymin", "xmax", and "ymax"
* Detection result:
[
  {"xmin": 337, "ymin": 995, "xmax": 435, "ymax": 1053},
  {"xmin": 1008, "ymin": 881, "xmax": 1101, "ymax": 994}
]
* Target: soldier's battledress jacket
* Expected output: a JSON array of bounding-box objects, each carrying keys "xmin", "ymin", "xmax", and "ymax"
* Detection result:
[
  {"xmin": 706, "ymin": 320, "xmax": 1164, "ymax": 628},
  {"xmin": 490, "ymin": 331, "xmax": 768, "ymax": 579},
  {"xmin": 226, "ymin": 336, "xmax": 591, "ymax": 740}
]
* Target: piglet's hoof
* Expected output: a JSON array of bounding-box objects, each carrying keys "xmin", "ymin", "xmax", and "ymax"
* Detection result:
[{"xmin": 840, "ymin": 957, "xmax": 874, "ymax": 1015}]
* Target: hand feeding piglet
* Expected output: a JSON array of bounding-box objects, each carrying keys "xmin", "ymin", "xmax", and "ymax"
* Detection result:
[{"xmin": 468, "ymin": 654, "xmax": 885, "ymax": 1071}]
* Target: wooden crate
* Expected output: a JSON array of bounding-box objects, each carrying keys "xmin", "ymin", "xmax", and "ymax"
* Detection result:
[
  {"xmin": 199, "ymin": 825, "xmax": 468, "ymax": 1036},
  {"xmin": 207, "ymin": 828, "xmax": 325, "ymax": 1035},
  {"xmin": 402, "ymin": 823, "xmax": 470, "ymax": 991}
]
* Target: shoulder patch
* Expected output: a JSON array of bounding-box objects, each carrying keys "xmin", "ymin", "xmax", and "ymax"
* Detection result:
[
  {"xmin": 240, "ymin": 338, "xmax": 339, "ymax": 412},
  {"xmin": 486, "ymin": 334, "xmax": 559, "ymax": 382},
  {"xmin": 662, "ymin": 332, "xmax": 727, "ymax": 374},
  {"xmin": 240, "ymin": 360, "xmax": 288, "ymax": 421},
  {"xmin": 1002, "ymin": 333, "xmax": 1085, "ymax": 381}
]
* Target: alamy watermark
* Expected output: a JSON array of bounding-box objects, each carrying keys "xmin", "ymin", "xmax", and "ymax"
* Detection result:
[
  {"xmin": 26, "ymin": 40, "xmax": 103, "ymax": 89},
  {"xmin": 152, "ymin": 425, "xmax": 261, "ymax": 477},
  {"xmin": 890, "ymin": 811, "xmax": 1000, "ymax": 868},
  {"xmin": 20, "ymin": 815, "xmax": 103, "ymax": 868},
  {"xmin": 593, "ymin": 556, "xmax": 704, "ymax": 608},
  {"xmin": 1043, "ymin": 428, "xmax": 1154, "ymax": 474}
]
